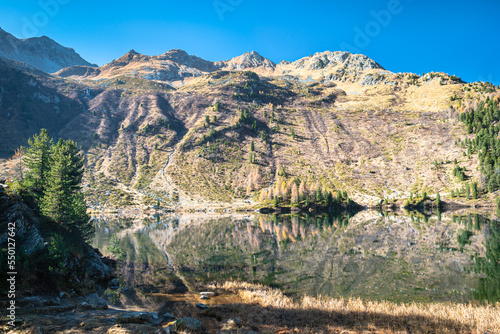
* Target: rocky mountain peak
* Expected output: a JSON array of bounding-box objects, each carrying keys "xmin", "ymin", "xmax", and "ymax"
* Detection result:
[
  {"xmin": 161, "ymin": 49, "xmax": 189, "ymax": 59},
  {"xmin": 104, "ymin": 50, "xmax": 149, "ymax": 68},
  {"xmin": 0, "ymin": 27, "xmax": 96, "ymax": 73},
  {"xmin": 285, "ymin": 51, "xmax": 384, "ymax": 71},
  {"xmin": 216, "ymin": 51, "xmax": 276, "ymax": 71}
]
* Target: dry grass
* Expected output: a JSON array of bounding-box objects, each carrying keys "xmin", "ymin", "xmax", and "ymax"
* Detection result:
[{"xmin": 220, "ymin": 281, "xmax": 500, "ymax": 334}]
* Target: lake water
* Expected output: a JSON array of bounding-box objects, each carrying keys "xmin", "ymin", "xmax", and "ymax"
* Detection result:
[{"xmin": 92, "ymin": 210, "xmax": 500, "ymax": 304}]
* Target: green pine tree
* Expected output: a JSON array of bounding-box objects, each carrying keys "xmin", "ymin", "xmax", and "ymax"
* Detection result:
[
  {"xmin": 316, "ymin": 188, "xmax": 323, "ymax": 203},
  {"xmin": 472, "ymin": 182, "xmax": 478, "ymax": 199},
  {"xmin": 326, "ymin": 191, "xmax": 333, "ymax": 207},
  {"xmin": 23, "ymin": 129, "xmax": 53, "ymax": 198},
  {"xmin": 273, "ymin": 195, "xmax": 279, "ymax": 207},
  {"xmin": 41, "ymin": 139, "xmax": 91, "ymax": 240}
]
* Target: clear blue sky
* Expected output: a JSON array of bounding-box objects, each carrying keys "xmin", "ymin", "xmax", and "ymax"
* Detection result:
[{"xmin": 0, "ymin": 0, "xmax": 498, "ymax": 84}]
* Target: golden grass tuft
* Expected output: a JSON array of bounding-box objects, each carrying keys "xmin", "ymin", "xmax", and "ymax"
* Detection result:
[{"xmin": 220, "ymin": 281, "xmax": 500, "ymax": 334}]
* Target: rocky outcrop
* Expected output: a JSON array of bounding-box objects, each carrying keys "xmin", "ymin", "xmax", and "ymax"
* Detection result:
[
  {"xmin": 276, "ymin": 51, "xmax": 386, "ymax": 83},
  {"xmin": 173, "ymin": 317, "xmax": 203, "ymax": 332},
  {"xmin": 216, "ymin": 51, "xmax": 276, "ymax": 71},
  {"xmin": 0, "ymin": 27, "xmax": 96, "ymax": 73},
  {"xmin": 91, "ymin": 49, "xmax": 220, "ymax": 83},
  {"xmin": 0, "ymin": 185, "xmax": 45, "ymax": 255},
  {"xmin": 116, "ymin": 312, "xmax": 159, "ymax": 324},
  {"xmin": 281, "ymin": 51, "xmax": 383, "ymax": 72},
  {"xmin": 0, "ymin": 184, "xmax": 113, "ymax": 292}
]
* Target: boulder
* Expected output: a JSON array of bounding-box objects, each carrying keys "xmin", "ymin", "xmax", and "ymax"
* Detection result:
[
  {"xmin": 174, "ymin": 317, "xmax": 203, "ymax": 333},
  {"xmin": 199, "ymin": 291, "xmax": 217, "ymax": 297},
  {"xmin": 81, "ymin": 301, "xmax": 91, "ymax": 309},
  {"xmin": 195, "ymin": 303, "xmax": 208, "ymax": 310},
  {"xmin": 116, "ymin": 312, "xmax": 157, "ymax": 324},
  {"xmin": 84, "ymin": 245, "xmax": 113, "ymax": 281}
]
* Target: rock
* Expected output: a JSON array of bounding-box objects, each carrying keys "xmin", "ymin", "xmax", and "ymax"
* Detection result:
[
  {"xmin": 81, "ymin": 301, "xmax": 91, "ymax": 309},
  {"xmin": 221, "ymin": 318, "xmax": 243, "ymax": 330},
  {"xmin": 109, "ymin": 278, "xmax": 120, "ymax": 289},
  {"xmin": 195, "ymin": 303, "xmax": 208, "ymax": 310},
  {"xmin": 84, "ymin": 292, "xmax": 109, "ymax": 309},
  {"xmin": 199, "ymin": 291, "xmax": 217, "ymax": 297},
  {"xmin": 85, "ymin": 246, "xmax": 113, "ymax": 281},
  {"xmin": 116, "ymin": 312, "xmax": 156, "ymax": 324},
  {"xmin": 174, "ymin": 317, "xmax": 203, "ymax": 332},
  {"xmin": 162, "ymin": 312, "xmax": 176, "ymax": 320}
]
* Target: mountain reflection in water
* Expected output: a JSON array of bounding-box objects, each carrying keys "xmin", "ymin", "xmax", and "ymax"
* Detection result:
[{"xmin": 93, "ymin": 210, "xmax": 500, "ymax": 304}]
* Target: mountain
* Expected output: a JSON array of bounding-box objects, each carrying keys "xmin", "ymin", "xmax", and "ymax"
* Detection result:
[
  {"xmin": 215, "ymin": 51, "xmax": 276, "ymax": 73},
  {"xmin": 0, "ymin": 56, "xmax": 89, "ymax": 156},
  {"xmin": 277, "ymin": 51, "xmax": 386, "ymax": 82},
  {"xmin": 56, "ymin": 49, "xmax": 220, "ymax": 85},
  {"xmin": 0, "ymin": 30, "xmax": 496, "ymax": 208},
  {"xmin": 0, "ymin": 27, "xmax": 96, "ymax": 73},
  {"xmin": 55, "ymin": 49, "xmax": 386, "ymax": 86}
]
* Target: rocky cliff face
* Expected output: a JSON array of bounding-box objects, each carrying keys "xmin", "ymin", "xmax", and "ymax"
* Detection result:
[
  {"xmin": 0, "ymin": 182, "xmax": 113, "ymax": 293},
  {"xmin": 0, "ymin": 27, "xmax": 96, "ymax": 73}
]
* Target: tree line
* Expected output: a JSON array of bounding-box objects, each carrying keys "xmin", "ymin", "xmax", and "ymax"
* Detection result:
[{"xmin": 460, "ymin": 95, "xmax": 500, "ymax": 193}]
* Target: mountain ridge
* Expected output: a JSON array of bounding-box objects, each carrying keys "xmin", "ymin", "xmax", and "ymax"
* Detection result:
[
  {"xmin": 0, "ymin": 27, "xmax": 96, "ymax": 73},
  {"xmin": 54, "ymin": 47, "xmax": 391, "ymax": 86},
  {"xmin": 1, "ymin": 27, "xmax": 498, "ymax": 209}
]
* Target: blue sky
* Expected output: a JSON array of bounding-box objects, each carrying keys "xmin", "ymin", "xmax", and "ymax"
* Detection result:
[{"xmin": 0, "ymin": 0, "xmax": 498, "ymax": 84}]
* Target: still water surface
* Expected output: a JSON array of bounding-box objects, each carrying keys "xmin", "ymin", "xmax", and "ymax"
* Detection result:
[{"xmin": 92, "ymin": 210, "xmax": 500, "ymax": 303}]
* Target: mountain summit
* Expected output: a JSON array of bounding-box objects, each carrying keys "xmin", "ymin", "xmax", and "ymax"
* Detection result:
[
  {"xmin": 216, "ymin": 51, "xmax": 276, "ymax": 71},
  {"xmin": 0, "ymin": 27, "xmax": 96, "ymax": 73}
]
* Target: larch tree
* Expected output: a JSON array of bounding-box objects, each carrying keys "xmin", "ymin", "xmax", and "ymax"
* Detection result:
[
  {"xmin": 298, "ymin": 180, "xmax": 306, "ymax": 201},
  {"xmin": 291, "ymin": 183, "xmax": 298, "ymax": 205}
]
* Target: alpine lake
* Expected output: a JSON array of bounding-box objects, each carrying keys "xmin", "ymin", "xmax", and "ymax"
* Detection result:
[{"xmin": 92, "ymin": 209, "xmax": 500, "ymax": 306}]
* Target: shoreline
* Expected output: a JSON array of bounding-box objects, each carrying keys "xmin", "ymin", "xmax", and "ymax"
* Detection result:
[{"xmin": 3, "ymin": 280, "xmax": 499, "ymax": 334}]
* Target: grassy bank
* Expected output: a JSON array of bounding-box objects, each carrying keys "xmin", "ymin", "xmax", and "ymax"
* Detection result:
[{"xmin": 219, "ymin": 281, "xmax": 500, "ymax": 334}]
